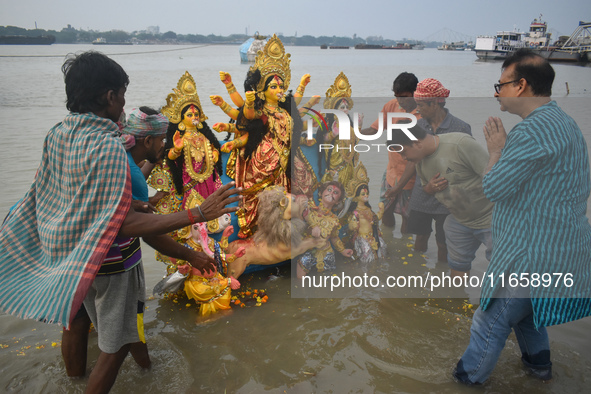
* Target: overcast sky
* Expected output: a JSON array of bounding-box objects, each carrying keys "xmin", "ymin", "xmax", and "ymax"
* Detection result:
[{"xmin": 1, "ymin": 0, "xmax": 589, "ymax": 41}]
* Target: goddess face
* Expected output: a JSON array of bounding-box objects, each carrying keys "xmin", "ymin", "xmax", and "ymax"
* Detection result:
[
  {"xmin": 321, "ymin": 184, "xmax": 342, "ymax": 209},
  {"xmin": 264, "ymin": 75, "xmax": 285, "ymax": 105},
  {"xmin": 337, "ymin": 99, "xmax": 349, "ymax": 114},
  {"xmin": 181, "ymin": 105, "xmax": 200, "ymax": 130},
  {"xmin": 355, "ymin": 187, "xmax": 369, "ymax": 204}
]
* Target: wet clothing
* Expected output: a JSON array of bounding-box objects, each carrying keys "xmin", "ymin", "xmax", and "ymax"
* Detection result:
[
  {"xmin": 0, "ymin": 113, "xmax": 130, "ymax": 327},
  {"xmin": 86, "ymin": 151, "xmax": 149, "ymax": 352},
  {"xmin": 454, "ymin": 286, "xmax": 551, "ymax": 385},
  {"xmin": 456, "ymin": 101, "xmax": 591, "ymax": 384},
  {"xmin": 84, "ymin": 263, "xmax": 146, "ymax": 353}
]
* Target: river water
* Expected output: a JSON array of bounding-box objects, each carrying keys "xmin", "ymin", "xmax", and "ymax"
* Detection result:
[{"xmin": 0, "ymin": 44, "xmax": 590, "ymax": 393}]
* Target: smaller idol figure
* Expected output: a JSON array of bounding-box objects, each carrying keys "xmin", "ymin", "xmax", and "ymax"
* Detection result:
[
  {"xmin": 317, "ymin": 72, "xmax": 364, "ymax": 186},
  {"xmin": 343, "ymin": 164, "xmax": 386, "ymax": 266},
  {"xmin": 148, "ymin": 71, "xmax": 222, "ymax": 219},
  {"xmin": 296, "ymin": 181, "xmax": 354, "ymax": 278},
  {"xmin": 171, "ymin": 191, "xmax": 245, "ymax": 317}
]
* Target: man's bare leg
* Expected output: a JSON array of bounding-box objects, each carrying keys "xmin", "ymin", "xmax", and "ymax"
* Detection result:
[
  {"xmin": 437, "ymin": 241, "xmax": 448, "ymax": 264},
  {"xmin": 62, "ymin": 309, "xmax": 91, "ymax": 377},
  {"xmin": 400, "ymin": 216, "xmax": 408, "ymax": 235},
  {"xmin": 382, "ymin": 204, "xmax": 396, "ymax": 228},
  {"xmin": 130, "ymin": 342, "xmax": 151, "ymax": 369},
  {"xmin": 85, "ymin": 344, "xmax": 130, "ymax": 394},
  {"xmin": 414, "ymin": 234, "xmax": 429, "ymax": 252}
]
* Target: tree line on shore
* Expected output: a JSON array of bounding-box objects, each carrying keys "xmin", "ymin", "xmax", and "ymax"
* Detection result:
[{"xmin": 0, "ymin": 25, "xmax": 434, "ymax": 47}]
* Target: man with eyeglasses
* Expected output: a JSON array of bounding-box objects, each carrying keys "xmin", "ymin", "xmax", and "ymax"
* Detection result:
[{"xmin": 453, "ymin": 48, "xmax": 591, "ymax": 385}]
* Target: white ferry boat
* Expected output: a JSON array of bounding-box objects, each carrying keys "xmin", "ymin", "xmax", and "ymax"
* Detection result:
[{"xmin": 475, "ymin": 16, "xmax": 550, "ymax": 60}]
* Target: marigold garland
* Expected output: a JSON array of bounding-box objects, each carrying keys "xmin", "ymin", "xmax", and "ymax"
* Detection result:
[
  {"xmin": 231, "ymin": 288, "xmax": 269, "ymax": 308},
  {"xmin": 162, "ymin": 287, "xmax": 269, "ymax": 309}
]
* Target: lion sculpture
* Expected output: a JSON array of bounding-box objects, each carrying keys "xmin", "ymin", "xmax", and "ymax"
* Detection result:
[{"xmin": 225, "ymin": 186, "xmax": 323, "ymax": 278}]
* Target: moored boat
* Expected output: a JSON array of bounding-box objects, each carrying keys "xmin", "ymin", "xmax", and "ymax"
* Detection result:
[
  {"xmin": 383, "ymin": 43, "xmax": 414, "ymax": 49},
  {"xmin": 239, "ymin": 32, "xmax": 267, "ymax": 63},
  {"xmin": 438, "ymin": 41, "xmax": 470, "ymax": 51},
  {"xmin": 546, "ymin": 21, "xmax": 591, "ymax": 62},
  {"xmin": 354, "ymin": 43, "xmax": 384, "ymax": 49},
  {"xmin": 475, "ymin": 16, "xmax": 590, "ymax": 62},
  {"xmin": 92, "ymin": 37, "xmax": 133, "ymax": 45},
  {"xmin": 475, "ymin": 16, "xmax": 549, "ymax": 60},
  {"xmin": 0, "ymin": 35, "xmax": 55, "ymax": 45},
  {"xmin": 355, "ymin": 43, "xmax": 416, "ymax": 49}
]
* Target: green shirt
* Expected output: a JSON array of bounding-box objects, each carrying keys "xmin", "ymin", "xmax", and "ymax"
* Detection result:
[{"xmin": 416, "ymin": 132, "xmax": 493, "ymax": 229}]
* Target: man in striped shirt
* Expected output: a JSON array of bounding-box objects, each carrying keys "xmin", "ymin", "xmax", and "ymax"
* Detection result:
[{"xmin": 454, "ymin": 49, "xmax": 591, "ymax": 385}]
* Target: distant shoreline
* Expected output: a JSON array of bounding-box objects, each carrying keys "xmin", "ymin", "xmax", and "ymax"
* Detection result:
[{"xmin": 0, "ymin": 25, "xmax": 441, "ymax": 47}]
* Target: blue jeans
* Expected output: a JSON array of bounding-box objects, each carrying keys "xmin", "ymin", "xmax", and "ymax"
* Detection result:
[
  {"xmin": 443, "ymin": 215, "xmax": 492, "ymax": 272},
  {"xmin": 454, "ymin": 286, "xmax": 552, "ymax": 385}
]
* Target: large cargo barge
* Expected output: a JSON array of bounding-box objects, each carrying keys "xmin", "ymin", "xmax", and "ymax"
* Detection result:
[{"xmin": 0, "ymin": 35, "xmax": 55, "ymax": 45}]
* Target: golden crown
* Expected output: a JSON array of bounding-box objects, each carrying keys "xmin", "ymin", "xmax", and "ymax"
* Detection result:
[
  {"xmin": 345, "ymin": 163, "xmax": 370, "ymax": 199},
  {"xmin": 324, "ymin": 71, "xmax": 354, "ymax": 110},
  {"xmin": 250, "ymin": 34, "xmax": 291, "ymax": 93},
  {"xmin": 161, "ymin": 71, "xmax": 207, "ymax": 124}
]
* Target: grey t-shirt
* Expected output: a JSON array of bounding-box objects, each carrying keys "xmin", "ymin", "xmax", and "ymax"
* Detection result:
[
  {"xmin": 409, "ymin": 110, "xmax": 472, "ymax": 214},
  {"xmin": 416, "ymin": 133, "xmax": 494, "ymax": 229}
]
